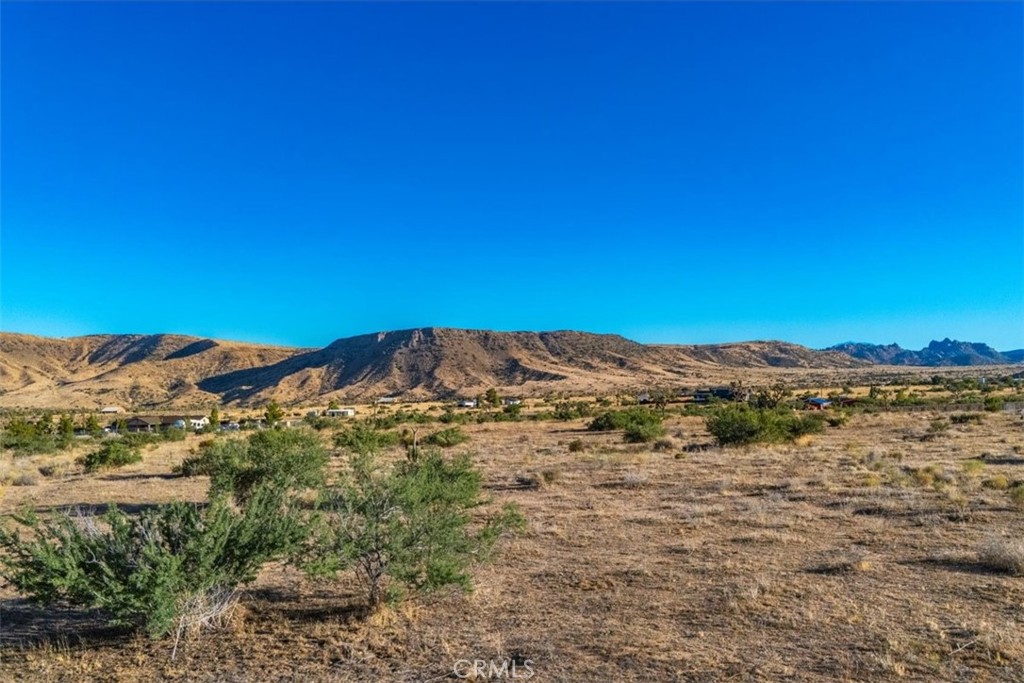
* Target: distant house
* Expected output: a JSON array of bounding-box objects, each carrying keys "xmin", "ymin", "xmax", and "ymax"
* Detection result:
[
  {"xmin": 100, "ymin": 406, "xmax": 123, "ymax": 414},
  {"xmin": 122, "ymin": 415, "xmax": 210, "ymax": 432},
  {"xmin": 125, "ymin": 416, "xmax": 162, "ymax": 433},
  {"xmin": 836, "ymin": 396, "xmax": 858, "ymax": 408},
  {"xmin": 502, "ymin": 398, "xmax": 522, "ymax": 406},
  {"xmin": 803, "ymin": 397, "xmax": 832, "ymax": 410},
  {"xmin": 458, "ymin": 399, "xmax": 478, "ymax": 409},
  {"xmin": 636, "ymin": 393, "xmax": 652, "ymax": 404},
  {"xmin": 326, "ymin": 408, "xmax": 356, "ymax": 418},
  {"xmin": 693, "ymin": 386, "xmax": 747, "ymax": 403},
  {"xmin": 375, "ymin": 397, "xmax": 398, "ymax": 405}
]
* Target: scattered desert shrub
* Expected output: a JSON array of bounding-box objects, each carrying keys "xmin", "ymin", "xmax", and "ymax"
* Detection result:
[
  {"xmin": 80, "ymin": 442, "xmax": 143, "ymax": 473},
  {"xmin": 305, "ymin": 450, "xmax": 523, "ymax": 608},
  {"xmin": 983, "ymin": 474, "xmax": 1010, "ymax": 490},
  {"xmin": 178, "ymin": 430, "xmax": 328, "ymax": 503},
  {"xmin": 11, "ymin": 471, "xmax": 41, "ymax": 487},
  {"xmin": 652, "ymin": 438, "xmax": 675, "ymax": 451},
  {"xmin": 0, "ymin": 485, "xmax": 308, "ymax": 639},
  {"xmin": 422, "ymin": 426, "xmax": 470, "ymax": 448},
  {"xmin": 960, "ymin": 459, "xmax": 985, "ymax": 476},
  {"xmin": 704, "ymin": 405, "xmax": 825, "ymax": 447},
  {"xmin": 951, "ymin": 413, "xmax": 985, "ymax": 425},
  {"xmin": 621, "ymin": 471, "xmax": 648, "ymax": 489},
  {"xmin": 983, "ymin": 396, "xmax": 1005, "ymax": 412},
  {"xmin": 1009, "ymin": 484, "xmax": 1024, "ymax": 508},
  {"xmin": 540, "ymin": 468, "xmax": 560, "ymax": 485},
  {"xmin": 977, "ymin": 537, "xmax": 1024, "ymax": 575},
  {"xmin": 333, "ymin": 423, "xmax": 401, "ymax": 454},
  {"xmin": 588, "ymin": 408, "xmax": 665, "ymax": 442},
  {"xmin": 588, "ymin": 408, "xmax": 660, "ymax": 432},
  {"xmin": 623, "ymin": 422, "xmax": 667, "ymax": 443},
  {"xmin": 552, "ymin": 401, "xmax": 594, "ymax": 421},
  {"xmin": 567, "ymin": 439, "xmax": 586, "ymax": 453}
]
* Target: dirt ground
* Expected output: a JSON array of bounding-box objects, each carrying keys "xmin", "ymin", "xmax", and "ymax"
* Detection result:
[{"xmin": 1, "ymin": 408, "xmax": 1023, "ymax": 682}]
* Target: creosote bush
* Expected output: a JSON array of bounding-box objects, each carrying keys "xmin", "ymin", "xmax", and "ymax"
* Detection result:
[
  {"xmin": 0, "ymin": 484, "xmax": 307, "ymax": 639},
  {"xmin": 178, "ymin": 429, "xmax": 328, "ymax": 503},
  {"xmin": 305, "ymin": 449, "xmax": 524, "ymax": 608},
  {"xmin": 80, "ymin": 441, "xmax": 143, "ymax": 472},
  {"xmin": 588, "ymin": 408, "xmax": 665, "ymax": 442},
  {"xmin": 705, "ymin": 405, "xmax": 825, "ymax": 447},
  {"xmin": 422, "ymin": 426, "xmax": 470, "ymax": 448},
  {"xmin": 333, "ymin": 423, "xmax": 402, "ymax": 454}
]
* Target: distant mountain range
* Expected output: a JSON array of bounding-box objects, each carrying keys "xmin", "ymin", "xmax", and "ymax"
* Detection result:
[
  {"xmin": 827, "ymin": 338, "xmax": 1024, "ymax": 367},
  {"xmin": 0, "ymin": 329, "xmax": 1019, "ymax": 408},
  {"xmin": 0, "ymin": 328, "xmax": 861, "ymax": 408}
]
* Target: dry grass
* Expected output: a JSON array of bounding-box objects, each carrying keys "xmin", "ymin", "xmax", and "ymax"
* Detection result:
[
  {"xmin": 1, "ymin": 409, "xmax": 1023, "ymax": 681},
  {"xmin": 978, "ymin": 538, "xmax": 1024, "ymax": 576}
]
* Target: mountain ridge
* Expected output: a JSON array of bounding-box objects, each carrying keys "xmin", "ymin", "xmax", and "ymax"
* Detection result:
[
  {"xmin": 1, "ymin": 327, "xmax": 861, "ymax": 408},
  {"xmin": 827, "ymin": 338, "xmax": 1024, "ymax": 367},
  {"xmin": 1, "ymin": 329, "xmax": 1019, "ymax": 409}
]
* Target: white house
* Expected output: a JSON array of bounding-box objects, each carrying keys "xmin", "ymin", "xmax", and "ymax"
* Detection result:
[
  {"xmin": 174, "ymin": 416, "xmax": 211, "ymax": 430},
  {"xmin": 100, "ymin": 406, "xmax": 123, "ymax": 414},
  {"xmin": 326, "ymin": 408, "xmax": 356, "ymax": 418}
]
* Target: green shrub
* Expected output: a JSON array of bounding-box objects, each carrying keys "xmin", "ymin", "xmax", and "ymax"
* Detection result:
[
  {"xmin": 0, "ymin": 485, "xmax": 307, "ymax": 639},
  {"xmin": 1010, "ymin": 484, "xmax": 1024, "ymax": 509},
  {"xmin": 1, "ymin": 417, "xmax": 59, "ymax": 455},
  {"xmin": 705, "ymin": 405, "xmax": 825, "ymax": 446},
  {"xmin": 951, "ymin": 413, "xmax": 985, "ymax": 425},
  {"xmin": 333, "ymin": 423, "xmax": 402, "ymax": 454},
  {"xmin": 623, "ymin": 422, "xmax": 667, "ymax": 443},
  {"xmin": 983, "ymin": 396, "xmax": 1005, "ymax": 412},
  {"xmin": 588, "ymin": 408, "xmax": 666, "ymax": 443},
  {"xmin": 588, "ymin": 408, "xmax": 661, "ymax": 432},
  {"xmin": 80, "ymin": 441, "xmax": 143, "ymax": 472},
  {"xmin": 422, "ymin": 427, "xmax": 470, "ymax": 448},
  {"xmin": 553, "ymin": 401, "xmax": 593, "ymax": 421},
  {"xmin": 305, "ymin": 450, "xmax": 523, "ymax": 608},
  {"xmin": 179, "ymin": 430, "xmax": 328, "ymax": 503}
]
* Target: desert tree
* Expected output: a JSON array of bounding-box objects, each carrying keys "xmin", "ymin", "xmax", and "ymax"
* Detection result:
[
  {"xmin": 264, "ymin": 400, "xmax": 284, "ymax": 427},
  {"xmin": 305, "ymin": 449, "xmax": 523, "ymax": 609}
]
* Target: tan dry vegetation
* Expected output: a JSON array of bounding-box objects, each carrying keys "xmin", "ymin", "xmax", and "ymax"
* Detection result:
[{"xmin": 1, "ymin": 409, "xmax": 1023, "ymax": 681}]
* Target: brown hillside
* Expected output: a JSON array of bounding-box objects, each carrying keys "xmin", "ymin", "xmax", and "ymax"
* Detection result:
[
  {"xmin": 0, "ymin": 333, "xmax": 304, "ymax": 409},
  {"xmin": 0, "ymin": 328, "xmax": 866, "ymax": 409}
]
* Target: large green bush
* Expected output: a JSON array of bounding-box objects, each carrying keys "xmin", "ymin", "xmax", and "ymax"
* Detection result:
[
  {"xmin": 623, "ymin": 422, "xmax": 667, "ymax": 443},
  {"xmin": 80, "ymin": 441, "xmax": 143, "ymax": 472},
  {"xmin": 333, "ymin": 423, "xmax": 402, "ymax": 454},
  {"xmin": 178, "ymin": 429, "xmax": 328, "ymax": 503},
  {"xmin": 588, "ymin": 408, "xmax": 665, "ymax": 442},
  {"xmin": 422, "ymin": 426, "xmax": 470, "ymax": 448},
  {"xmin": 0, "ymin": 485, "xmax": 307, "ymax": 639},
  {"xmin": 705, "ymin": 405, "xmax": 825, "ymax": 446},
  {"xmin": 305, "ymin": 450, "xmax": 523, "ymax": 608}
]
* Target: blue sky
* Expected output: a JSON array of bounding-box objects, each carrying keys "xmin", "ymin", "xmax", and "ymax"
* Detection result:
[{"xmin": 2, "ymin": 2, "xmax": 1022, "ymax": 350}]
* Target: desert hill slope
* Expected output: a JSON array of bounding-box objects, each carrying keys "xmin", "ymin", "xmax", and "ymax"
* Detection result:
[
  {"xmin": 0, "ymin": 332, "xmax": 303, "ymax": 408},
  {"xmin": 0, "ymin": 328, "xmax": 867, "ymax": 408}
]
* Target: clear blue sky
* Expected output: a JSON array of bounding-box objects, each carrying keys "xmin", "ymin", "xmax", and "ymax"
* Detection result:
[{"xmin": 2, "ymin": 2, "xmax": 1022, "ymax": 350}]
